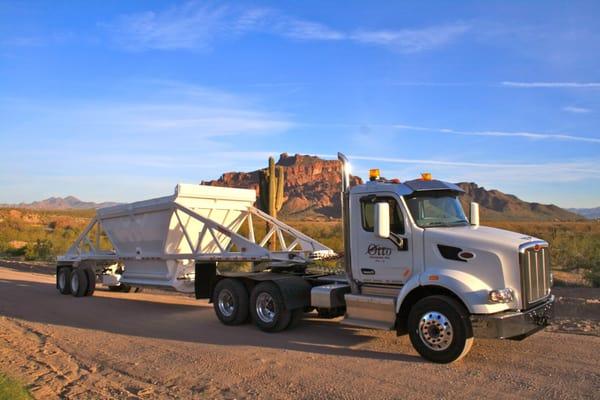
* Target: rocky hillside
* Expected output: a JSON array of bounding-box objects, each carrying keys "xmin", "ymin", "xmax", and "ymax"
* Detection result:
[
  {"xmin": 203, "ymin": 153, "xmax": 362, "ymax": 219},
  {"xmin": 2, "ymin": 196, "xmax": 119, "ymax": 210},
  {"xmin": 205, "ymin": 153, "xmax": 581, "ymax": 221},
  {"xmin": 457, "ymin": 183, "xmax": 582, "ymax": 221}
]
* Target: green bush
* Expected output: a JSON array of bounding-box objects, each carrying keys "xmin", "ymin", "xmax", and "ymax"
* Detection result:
[
  {"xmin": 0, "ymin": 373, "xmax": 31, "ymax": 400},
  {"xmin": 25, "ymin": 239, "xmax": 53, "ymax": 261}
]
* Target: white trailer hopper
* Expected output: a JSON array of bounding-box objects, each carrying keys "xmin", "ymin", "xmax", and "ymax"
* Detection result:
[{"xmin": 59, "ymin": 184, "xmax": 336, "ymax": 293}]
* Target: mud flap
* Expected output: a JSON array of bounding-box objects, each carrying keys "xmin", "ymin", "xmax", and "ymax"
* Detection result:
[{"xmin": 195, "ymin": 262, "xmax": 217, "ymax": 299}]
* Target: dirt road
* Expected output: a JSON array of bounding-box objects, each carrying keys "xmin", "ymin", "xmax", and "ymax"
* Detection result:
[{"xmin": 0, "ymin": 264, "xmax": 599, "ymax": 399}]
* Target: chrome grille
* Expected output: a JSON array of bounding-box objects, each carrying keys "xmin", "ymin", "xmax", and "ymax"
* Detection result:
[{"xmin": 519, "ymin": 242, "xmax": 551, "ymax": 308}]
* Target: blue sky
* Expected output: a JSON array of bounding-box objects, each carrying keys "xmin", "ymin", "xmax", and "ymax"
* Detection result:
[{"xmin": 1, "ymin": 1, "xmax": 599, "ymax": 208}]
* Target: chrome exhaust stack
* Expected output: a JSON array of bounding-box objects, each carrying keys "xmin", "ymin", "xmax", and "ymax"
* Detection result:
[{"xmin": 337, "ymin": 152, "xmax": 359, "ymax": 294}]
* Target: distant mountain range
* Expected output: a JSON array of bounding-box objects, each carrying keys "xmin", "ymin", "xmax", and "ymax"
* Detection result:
[
  {"xmin": 568, "ymin": 207, "xmax": 600, "ymax": 220},
  {"xmin": 205, "ymin": 153, "xmax": 583, "ymax": 221},
  {"xmin": 1, "ymin": 196, "xmax": 120, "ymax": 210},
  {"xmin": 2, "ymin": 153, "xmax": 587, "ymax": 221}
]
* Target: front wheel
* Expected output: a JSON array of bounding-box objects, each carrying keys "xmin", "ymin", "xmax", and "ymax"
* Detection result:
[{"xmin": 407, "ymin": 295, "xmax": 473, "ymax": 363}]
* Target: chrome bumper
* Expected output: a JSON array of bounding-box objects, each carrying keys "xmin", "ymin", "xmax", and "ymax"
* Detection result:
[{"xmin": 471, "ymin": 295, "xmax": 554, "ymax": 340}]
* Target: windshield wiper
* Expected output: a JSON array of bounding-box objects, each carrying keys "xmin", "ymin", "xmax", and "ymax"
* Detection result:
[{"xmin": 447, "ymin": 220, "xmax": 469, "ymax": 226}]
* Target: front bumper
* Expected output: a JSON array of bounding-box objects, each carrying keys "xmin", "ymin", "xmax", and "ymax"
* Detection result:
[{"xmin": 471, "ymin": 295, "xmax": 554, "ymax": 340}]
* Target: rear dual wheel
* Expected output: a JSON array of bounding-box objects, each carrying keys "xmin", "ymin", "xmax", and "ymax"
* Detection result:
[
  {"xmin": 250, "ymin": 282, "xmax": 302, "ymax": 332},
  {"xmin": 212, "ymin": 279, "xmax": 303, "ymax": 332},
  {"xmin": 212, "ymin": 279, "xmax": 249, "ymax": 325},
  {"xmin": 57, "ymin": 267, "xmax": 95, "ymax": 297}
]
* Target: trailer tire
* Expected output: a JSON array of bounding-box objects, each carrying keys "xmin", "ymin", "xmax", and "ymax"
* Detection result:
[
  {"xmin": 213, "ymin": 279, "xmax": 249, "ymax": 325},
  {"xmin": 84, "ymin": 268, "xmax": 96, "ymax": 296},
  {"xmin": 70, "ymin": 269, "xmax": 89, "ymax": 298},
  {"xmin": 250, "ymin": 282, "xmax": 292, "ymax": 333},
  {"xmin": 407, "ymin": 295, "xmax": 473, "ymax": 364},
  {"xmin": 57, "ymin": 267, "xmax": 72, "ymax": 295}
]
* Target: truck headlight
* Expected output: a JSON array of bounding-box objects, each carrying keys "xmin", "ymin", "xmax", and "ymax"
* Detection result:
[{"xmin": 489, "ymin": 288, "xmax": 514, "ymax": 303}]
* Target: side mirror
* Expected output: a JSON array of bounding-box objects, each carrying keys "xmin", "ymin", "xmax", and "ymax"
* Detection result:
[
  {"xmin": 374, "ymin": 202, "xmax": 390, "ymax": 238},
  {"xmin": 470, "ymin": 202, "xmax": 480, "ymax": 226}
]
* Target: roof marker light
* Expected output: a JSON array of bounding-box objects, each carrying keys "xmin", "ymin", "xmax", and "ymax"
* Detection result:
[
  {"xmin": 369, "ymin": 169, "xmax": 380, "ymax": 181},
  {"xmin": 421, "ymin": 172, "xmax": 432, "ymax": 181}
]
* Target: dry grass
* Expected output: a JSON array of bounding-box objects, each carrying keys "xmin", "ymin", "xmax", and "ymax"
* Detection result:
[{"xmin": 1, "ymin": 207, "xmax": 598, "ymax": 286}]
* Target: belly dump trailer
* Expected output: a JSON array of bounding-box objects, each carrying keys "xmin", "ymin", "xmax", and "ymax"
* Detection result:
[{"xmin": 57, "ymin": 153, "xmax": 554, "ymax": 363}]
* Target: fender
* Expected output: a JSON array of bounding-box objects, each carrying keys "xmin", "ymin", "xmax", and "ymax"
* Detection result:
[{"xmin": 396, "ymin": 268, "xmax": 511, "ymax": 314}]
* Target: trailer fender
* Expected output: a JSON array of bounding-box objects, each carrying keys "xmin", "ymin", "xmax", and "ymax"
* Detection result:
[{"xmin": 270, "ymin": 276, "xmax": 312, "ymax": 311}]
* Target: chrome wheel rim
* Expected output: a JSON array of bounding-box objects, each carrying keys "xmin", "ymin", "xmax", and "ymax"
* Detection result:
[
  {"xmin": 418, "ymin": 311, "xmax": 453, "ymax": 351},
  {"xmin": 217, "ymin": 289, "xmax": 235, "ymax": 317},
  {"xmin": 58, "ymin": 271, "xmax": 67, "ymax": 290},
  {"xmin": 70, "ymin": 273, "xmax": 79, "ymax": 293},
  {"xmin": 256, "ymin": 292, "xmax": 276, "ymax": 323}
]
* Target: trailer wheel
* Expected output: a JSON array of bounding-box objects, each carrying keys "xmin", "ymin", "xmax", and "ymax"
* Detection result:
[
  {"xmin": 250, "ymin": 282, "xmax": 292, "ymax": 332},
  {"xmin": 57, "ymin": 267, "xmax": 72, "ymax": 295},
  {"xmin": 212, "ymin": 279, "xmax": 249, "ymax": 325},
  {"xmin": 70, "ymin": 269, "xmax": 89, "ymax": 298},
  {"xmin": 84, "ymin": 269, "xmax": 96, "ymax": 296},
  {"xmin": 407, "ymin": 295, "xmax": 473, "ymax": 363}
]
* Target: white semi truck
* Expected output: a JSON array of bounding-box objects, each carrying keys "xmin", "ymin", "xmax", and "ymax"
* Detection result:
[{"xmin": 56, "ymin": 153, "xmax": 554, "ymax": 363}]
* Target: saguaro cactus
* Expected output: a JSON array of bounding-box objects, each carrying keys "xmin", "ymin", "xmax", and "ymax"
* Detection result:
[{"xmin": 258, "ymin": 156, "xmax": 285, "ymax": 218}]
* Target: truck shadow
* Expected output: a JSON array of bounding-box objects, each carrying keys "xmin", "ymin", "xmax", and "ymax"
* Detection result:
[{"xmin": 0, "ymin": 277, "xmax": 424, "ymax": 364}]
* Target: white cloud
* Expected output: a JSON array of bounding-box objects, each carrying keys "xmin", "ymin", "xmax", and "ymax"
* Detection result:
[
  {"xmin": 1, "ymin": 81, "xmax": 293, "ymax": 141},
  {"xmin": 107, "ymin": 3, "xmax": 231, "ymax": 50},
  {"xmin": 392, "ymin": 123, "xmax": 600, "ymax": 144},
  {"xmin": 342, "ymin": 155, "xmax": 600, "ymax": 184},
  {"xmin": 107, "ymin": 2, "xmax": 466, "ymax": 53},
  {"xmin": 563, "ymin": 106, "xmax": 591, "ymax": 114},
  {"xmin": 350, "ymin": 24, "xmax": 469, "ymax": 53},
  {"xmin": 502, "ymin": 81, "xmax": 600, "ymax": 88}
]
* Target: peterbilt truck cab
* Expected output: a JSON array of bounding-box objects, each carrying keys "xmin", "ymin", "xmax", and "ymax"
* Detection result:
[{"xmin": 332, "ymin": 153, "xmax": 555, "ymax": 362}]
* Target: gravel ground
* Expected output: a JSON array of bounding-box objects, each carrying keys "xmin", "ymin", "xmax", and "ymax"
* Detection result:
[{"xmin": 0, "ymin": 261, "xmax": 598, "ymax": 399}]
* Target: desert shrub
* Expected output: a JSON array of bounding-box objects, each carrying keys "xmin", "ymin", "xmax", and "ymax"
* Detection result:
[
  {"xmin": 5, "ymin": 246, "xmax": 27, "ymax": 257},
  {"xmin": 25, "ymin": 239, "xmax": 54, "ymax": 261},
  {"xmin": 0, "ymin": 373, "xmax": 31, "ymax": 400},
  {"xmin": 584, "ymin": 261, "xmax": 600, "ymax": 288}
]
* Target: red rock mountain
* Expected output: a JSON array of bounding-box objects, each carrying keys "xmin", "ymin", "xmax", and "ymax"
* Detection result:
[
  {"xmin": 203, "ymin": 153, "xmax": 362, "ymax": 218},
  {"xmin": 204, "ymin": 153, "xmax": 581, "ymax": 221}
]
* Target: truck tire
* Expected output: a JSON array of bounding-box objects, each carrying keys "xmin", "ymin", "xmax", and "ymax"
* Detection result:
[
  {"xmin": 250, "ymin": 282, "xmax": 292, "ymax": 332},
  {"xmin": 57, "ymin": 267, "xmax": 72, "ymax": 295},
  {"xmin": 70, "ymin": 269, "xmax": 89, "ymax": 298},
  {"xmin": 85, "ymin": 268, "xmax": 96, "ymax": 296},
  {"xmin": 213, "ymin": 279, "xmax": 249, "ymax": 325},
  {"xmin": 407, "ymin": 295, "xmax": 474, "ymax": 363}
]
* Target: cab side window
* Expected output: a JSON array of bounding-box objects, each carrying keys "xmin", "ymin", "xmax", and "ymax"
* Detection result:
[{"xmin": 361, "ymin": 198, "xmax": 405, "ymax": 235}]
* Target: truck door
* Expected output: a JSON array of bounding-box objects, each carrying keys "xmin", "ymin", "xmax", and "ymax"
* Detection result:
[{"xmin": 351, "ymin": 194, "xmax": 413, "ymax": 284}]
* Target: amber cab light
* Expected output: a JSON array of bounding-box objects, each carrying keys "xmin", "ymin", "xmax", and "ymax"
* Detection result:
[{"xmin": 369, "ymin": 168, "xmax": 380, "ymax": 181}]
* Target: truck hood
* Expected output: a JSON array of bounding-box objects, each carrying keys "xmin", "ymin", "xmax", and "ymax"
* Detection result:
[
  {"xmin": 423, "ymin": 224, "xmax": 544, "ymax": 312},
  {"xmin": 425, "ymin": 225, "xmax": 538, "ymax": 250}
]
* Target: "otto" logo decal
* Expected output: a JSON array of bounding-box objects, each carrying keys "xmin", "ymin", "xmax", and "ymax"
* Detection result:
[{"xmin": 366, "ymin": 243, "xmax": 392, "ymax": 257}]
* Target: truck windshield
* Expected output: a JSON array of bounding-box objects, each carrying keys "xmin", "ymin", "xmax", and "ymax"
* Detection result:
[{"xmin": 405, "ymin": 192, "xmax": 469, "ymax": 228}]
